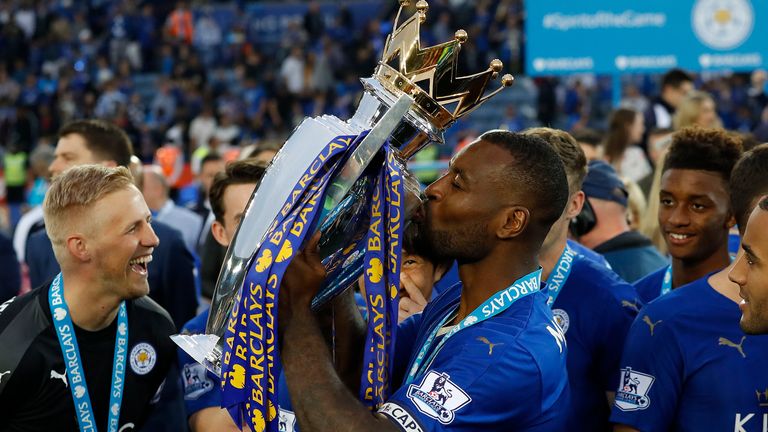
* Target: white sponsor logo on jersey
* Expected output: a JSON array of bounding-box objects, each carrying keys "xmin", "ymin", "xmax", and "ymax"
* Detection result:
[
  {"xmin": 407, "ymin": 371, "xmax": 471, "ymax": 424},
  {"xmin": 50, "ymin": 369, "xmax": 68, "ymax": 387},
  {"xmin": 278, "ymin": 408, "xmax": 297, "ymax": 432},
  {"xmin": 378, "ymin": 402, "xmax": 425, "ymax": 432},
  {"xmin": 182, "ymin": 363, "xmax": 214, "ymax": 400},
  {"xmin": 615, "ymin": 367, "xmax": 655, "ymax": 411}
]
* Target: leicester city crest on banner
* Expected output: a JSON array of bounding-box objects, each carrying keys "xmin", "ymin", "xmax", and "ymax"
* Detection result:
[
  {"xmin": 407, "ymin": 371, "xmax": 471, "ymax": 424},
  {"xmin": 615, "ymin": 367, "xmax": 655, "ymax": 411}
]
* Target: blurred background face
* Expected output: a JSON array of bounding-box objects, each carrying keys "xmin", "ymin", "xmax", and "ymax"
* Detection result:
[
  {"xmin": 695, "ymin": 98, "xmax": 718, "ymax": 128},
  {"xmin": 200, "ymin": 159, "xmax": 225, "ymax": 198},
  {"xmin": 49, "ymin": 134, "xmax": 99, "ymax": 178},
  {"xmin": 628, "ymin": 112, "xmax": 645, "ymax": 144},
  {"xmin": 669, "ymin": 81, "xmax": 694, "ymax": 108},
  {"xmin": 212, "ymin": 182, "xmax": 257, "ymax": 247}
]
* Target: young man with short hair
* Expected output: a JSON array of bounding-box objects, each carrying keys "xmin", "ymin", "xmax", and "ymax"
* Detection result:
[
  {"xmin": 178, "ymin": 159, "xmax": 271, "ymax": 432},
  {"xmin": 645, "ymin": 68, "xmax": 694, "ymax": 131},
  {"xmin": 729, "ymin": 144, "xmax": 768, "ymax": 334},
  {"xmin": 0, "ymin": 165, "xmax": 175, "ymax": 431},
  {"xmin": 22, "ymin": 120, "xmax": 198, "ymax": 330},
  {"xmin": 611, "ymin": 144, "xmax": 768, "ymax": 432},
  {"xmin": 634, "ymin": 127, "xmax": 742, "ymax": 303},
  {"xmin": 524, "ymin": 127, "xmax": 641, "ymax": 430}
]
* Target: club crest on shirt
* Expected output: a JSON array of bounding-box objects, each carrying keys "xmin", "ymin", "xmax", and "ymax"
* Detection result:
[
  {"xmin": 182, "ymin": 363, "xmax": 214, "ymax": 400},
  {"xmin": 552, "ymin": 309, "xmax": 570, "ymax": 334},
  {"xmin": 129, "ymin": 342, "xmax": 157, "ymax": 375},
  {"xmin": 615, "ymin": 367, "xmax": 655, "ymax": 411},
  {"xmin": 278, "ymin": 408, "xmax": 297, "ymax": 432},
  {"xmin": 407, "ymin": 371, "xmax": 471, "ymax": 424}
]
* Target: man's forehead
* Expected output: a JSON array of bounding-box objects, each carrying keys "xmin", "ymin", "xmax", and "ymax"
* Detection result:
[
  {"xmin": 745, "ymin": 209, "xmax": 768, "ymax": 251},
  {"xmin": 56, "ymin": 134, "xmax": 93, "ymax": 155},
  {"xmin": 451, "ymin": 141, "xmax": 511, "ymax": 174},
  {"xmin": 88, "ymin": 187, "xmax": 148, "ymax": 227}
]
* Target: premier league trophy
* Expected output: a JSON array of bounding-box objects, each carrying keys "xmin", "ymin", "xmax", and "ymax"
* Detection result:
[{"xmin": 173, "ymin": 0, "xmax": 514, "ymax": 428}]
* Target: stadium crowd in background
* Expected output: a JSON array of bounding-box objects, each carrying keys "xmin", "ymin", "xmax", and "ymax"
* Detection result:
[
  {"xmin": 2, "ymin": 1, "xmax": 768, "ymax": 431},
  {"xmin": 2, "ymin": 1, "xmax": 768, "ymax": 232}
]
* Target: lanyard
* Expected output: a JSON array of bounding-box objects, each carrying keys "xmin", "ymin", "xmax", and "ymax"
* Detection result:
[
  {"xmin": 660, "ymin": 265, "xmax": 673, "ymax": 297},
  {"xmin": 545, "ymin": 244, "xmax": 575, "ymax": 307},
  {"xmin": 660, "ymin": 255, "xmax": 734, "ymax": 297},
  {"xmin": 49, "ymin": 273, "xmax": 128, "ymax": 432},
  {"xmin": 404, "ymin": 269, "xmax": 541, "ymax": 386}
]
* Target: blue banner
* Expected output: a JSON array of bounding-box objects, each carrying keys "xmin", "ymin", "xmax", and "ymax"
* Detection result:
[{"xmin": 525, "ymin": 0, "xmax": 767, "ymax": 75}]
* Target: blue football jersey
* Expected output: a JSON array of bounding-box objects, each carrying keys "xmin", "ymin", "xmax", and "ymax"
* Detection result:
[
  {"xmin": 431, "ymin": 262, "xmax": 460, "ymax": 299},
  {"xmin": 547, "ymin": 253, "xmax": 641, "ymax": 430},
  {"xmin": 729, "ymin": 231, "xmax": 741, "ymax": 256},
  {"xmin": 567, "ymin": 239, "xmax": 612, "ymax": 270},
  {"xmin": 610, "ymin": 276, "xmax": 768, "ymax": 431},
  {"xmin": 380, "ymin": 282, "xmax": 570, "ymax": 431},
  {"xmin": 177, "ymin": 309, "xmax": 298, "ymax": 431},
  {"xmin": 634, "ymin": 266, "xmax": 667, "ymax": 305}
]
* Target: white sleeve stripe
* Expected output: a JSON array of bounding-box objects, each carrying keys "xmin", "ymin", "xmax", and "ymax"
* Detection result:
[{"xmin": 378, "ymin": 402, "xmax": 426, "ymax": 432}]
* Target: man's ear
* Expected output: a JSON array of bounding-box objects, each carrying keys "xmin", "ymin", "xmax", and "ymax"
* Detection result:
[
  {"xmin": 211, "ymin": 221, "xmax": 230, "ymax": 247},
  {"xmin": 496, "ymin": 206, "xmax": 529, "ymax": 239},
  {"xmin": 101, "ymin": 160, "xmax": 118, "ymax": 168},
  {"xmin": 65, "ymin": 235, "xmax": 90, "ymax": 262},
  {"xmin": 566, "ymin": 191, "xmax": 586, "ymax": 220}
]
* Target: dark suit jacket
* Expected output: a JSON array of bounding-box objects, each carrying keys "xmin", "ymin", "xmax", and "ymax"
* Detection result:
[
  {"xmin": 0, "ymin": 232, "xmax": 21, "ymax": 303},
  {"xmin": 25, "ymin": 221, "xmax": 198, "ymax": 331}
]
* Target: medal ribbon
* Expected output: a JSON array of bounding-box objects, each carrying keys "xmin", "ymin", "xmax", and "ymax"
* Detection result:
[
  {"xmin": 359, "ymin": 146, "xmax": 404, "ymax": 409},
  {"xmin": 544, "ymin": 244, "xmax": 576, "ymax": 307},
  {"xmin": 660, "ymin": 265, "xmax": 673, "ymax": 297},
  {"xmin": 48, "ymin": 273, "xmax": 129, "ymax": 432},
  {"xmin": 221, "ymin": 133, "xmax": 412, "ymax": 431},
  {"xmin": 404, "ymin": 269, "xmax": 542, "ymax": 386}
]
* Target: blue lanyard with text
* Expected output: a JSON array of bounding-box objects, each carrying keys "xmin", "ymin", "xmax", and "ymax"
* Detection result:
[
  {"xmin": 660, "ymin": 255, "xmax": 734, "ymax": 297},
  {"xmin": 545, "ymin": 244, "xmax": 575, "ymax": 307},
  {"xmin": 48, "ymin": 273, "xmax": 128, "ymax": 432},
  {"xmin": 404, "ymin": 269, "xmax": 542, "ymax": 386},
  {"xmin": 660, "ymin": 265, "xmax": 673, "ymax": 297}
]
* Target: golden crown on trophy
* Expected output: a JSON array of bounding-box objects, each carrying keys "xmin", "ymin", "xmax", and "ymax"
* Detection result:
[{"xmin": 374, "ymin": 0, "xmax": 515, "ymax": 130}]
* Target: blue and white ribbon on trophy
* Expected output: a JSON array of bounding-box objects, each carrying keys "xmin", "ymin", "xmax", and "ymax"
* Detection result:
[
  {"xmin": 220, "ymin": 133, "xmax": 405, "ymax": 431},
  {"xmin": 359, "ymin": 148, "xmax": 404, "ymax": 409}
]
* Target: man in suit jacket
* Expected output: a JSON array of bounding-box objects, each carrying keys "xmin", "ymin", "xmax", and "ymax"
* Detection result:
[
  {"xmin": 0, "ymin": 231, "xmax": 20, "ymax": 303},
  {"xmin": 143, "ymin": 165, "xmax": 204, "ymax": 254}
]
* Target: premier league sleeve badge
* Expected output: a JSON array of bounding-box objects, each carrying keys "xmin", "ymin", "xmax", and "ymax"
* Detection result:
[
  {"xmin": 615, "ymin": 367, "xmax": 655, "ymax": 411},
  {"xmin": 406, "ymin": 371, "xmax": 472, "ymax": 424}
]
